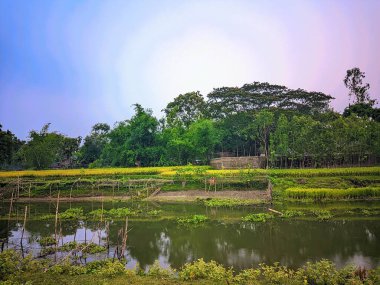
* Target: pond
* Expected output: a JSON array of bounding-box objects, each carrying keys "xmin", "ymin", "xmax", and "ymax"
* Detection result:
[{"xmin": 1, "ymin": 201, "xmax": 379, "ymax": 271}]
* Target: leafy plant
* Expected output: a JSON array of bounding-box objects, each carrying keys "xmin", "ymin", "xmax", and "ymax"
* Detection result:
[
  {"xmin": 282, "ymin": 210, "xmax": 305, "ymax": 218},
  {"xmin": 242, "ymin": 213, "xmax": 273, "ymax": 222},
  {"xmin": 311, "ymin": 210, "xmax": 333, "ymax": 221},
  {"xmin": 177, "ymin": 215, "xmax": 208, "ymax": 225},
  {"xmin": 59, "ymin": 208, "xmax": 84, "ymax": 220},
  {"xmin": 38, "ymin": 236, "xmax": 57, "ymax": 247},
  {"xmin": 179, "ymin": 258, "xmax": 233, "ymax": 282}
]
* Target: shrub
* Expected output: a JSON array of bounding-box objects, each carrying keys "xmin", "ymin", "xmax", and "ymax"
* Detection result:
[
  {"xmin": 179, "ymin": 258, "xmax": 233, "ymax": 282},
  {"xmin": 146, "ymin": 260, "xmax": 175, "ymax": 278},
  {"xmin": 38, "ymin": 236, "xmax": 57, "ymax": 247}
]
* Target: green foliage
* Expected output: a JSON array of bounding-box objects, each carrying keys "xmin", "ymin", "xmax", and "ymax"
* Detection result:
[
  {"xmin": 78, "ymin": 123, "xmax": 110, "ymax": 166},
  {"xmin": 282, "ymin": 210, "xmax": 305, "ymax": 218},
  {"xmin": 179, "ymin": 258, "xmax": 233, "ymax": 282},
  {"xmin": 89, "ymin": 260, "xmax": 126, "ymax": 277},
  {"xmin": 258, "ymin": 262, "xmax": 299, "ymax": 284},
  {"xmin": 186, "ymin": 119, "xmax": 219, "ymax": 163},
  {"xmin": 107, "ymin": 207, "xmax": 133, "ymax": 218},
  {"xmin": 0, "ymin": 250, "xmax": 44, "ymax": 281},
  {"xmin": 311, "ymin": 210, "xmax": 333, "ymax": 221},
  {"xmin": 343, "ymin": 67, "xmax": 372, "ymax": 105},
  {"xmin": 147, "ymin": 210, "xmax": 162, "ymax": 216},
  {"xmin": 87, "ymin": 207, "xmax": 133, "ymax": 219},
  {"xmin": 177, "ymin": 214, "xmax": 208, "ymax": 225},
  {"xmin": 18, "ymin": 123, "xmax": 80, "ymax": 169},
  {"xmin": 300, "ymin": 259, "xmax": 347, "ymax": 285},
  {"xmin": 164, "ymin": 91, "xmax": 207, "ymax": 128},
  {"xmin": 0, "ymin": 250, "xmax": 379, "ymax": 285},
  {"xmin": 242, "ymin": 213, "xmax": 273, "ymax": 222},
  {"xmin": 0, "ymin": 125, "xmax": 23, "ymax": 169},
  {"xmin": 59, "ymin": 208, "xmax": 84, "ymax": 220},
  {"xmin": 38, "ymin": 236, "xmax": 57, "ymax": 246},
  {"xmin": 203, "ymin": 198, "xmax": 256, "ymax": 207},
  {"xmin": 98, "ymin": 104, "xmax": 161, "ymax": 167},
  {"xmin": 147, "ymin": 260, "xmax": 175, "ymax": 278}
]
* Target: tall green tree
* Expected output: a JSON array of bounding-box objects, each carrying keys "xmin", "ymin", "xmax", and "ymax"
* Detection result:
[
  {"xmin": 344, "ymin": 67, "xmax": 372, "ymax": 104},
  {"xmin": 251, "ymin": 110, "xmax": 274, "ymax": 168},
  {"xmin": 79, "ymin": 123, "xmax": 110, "ymax": 166},
  {"xmin": 186, "ymin": 119, "xmax": 219, "ymax": 163},
  {"xmin": 0, "ymin": 124, "xmax": 23, "ymax": 168},
  {"xmin": 164, "ymin": 91, "xmax": 207, "ymax": 128},
  {"xmin": 270, "ymin": 114, "xmax": 289, "ymax": 167},
  {"xmin": 18, "ymin": 124, "xmax": 80, "ymax": 169},
  {"xmin": 207, "ymin": 82, "xmax": 333, "ymax": 118},
  {"xmin": 99, "ymin": 104, "xmax": 161, "ymax": 166}
]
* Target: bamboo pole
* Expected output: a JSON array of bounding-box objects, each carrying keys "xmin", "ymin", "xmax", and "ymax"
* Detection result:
[
  {"xmin": 268, "ymin": 208, "xmax": 283, "ymax": 216},
  {"xmin": 120, "ymin": 217, "xmax": 128, "ymax": 258},
  {"xmin": 54, "ymin": 191, "xmax": 60, "ymax": 261}
]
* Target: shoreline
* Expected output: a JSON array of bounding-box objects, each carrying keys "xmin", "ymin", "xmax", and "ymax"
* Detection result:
[{"xmin": 3, "ymin": 190, "xmax": 270, "ymax": 203}]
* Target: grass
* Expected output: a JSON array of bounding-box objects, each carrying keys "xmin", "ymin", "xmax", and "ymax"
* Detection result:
[{"xmin": 203, "ymin": 198, "xmax": 261, "ymax": 207}]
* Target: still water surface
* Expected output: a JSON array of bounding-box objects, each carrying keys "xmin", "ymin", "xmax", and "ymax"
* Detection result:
[{"xmin": 1, "ymin": 201, "xmax": 379, "ymax": 270}]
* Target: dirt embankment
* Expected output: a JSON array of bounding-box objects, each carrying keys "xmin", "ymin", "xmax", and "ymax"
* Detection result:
[
  {"xmin": 147, "ymin": 190, "xmax": 269, "ymax": 202},
  {"xmin": 9, "ymin": 190, "xmax": 269, "ymax": 202}
]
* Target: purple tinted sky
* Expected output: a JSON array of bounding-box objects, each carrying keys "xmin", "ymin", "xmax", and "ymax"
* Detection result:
[{"xmin": 0, "ymin": 0, "xmax": 379, "ymax": 139}]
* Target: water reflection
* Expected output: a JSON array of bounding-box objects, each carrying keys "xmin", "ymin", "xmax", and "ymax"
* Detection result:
[{"xmin": 2, "ymin": 218, "xmax": 380, "ymax": 270}]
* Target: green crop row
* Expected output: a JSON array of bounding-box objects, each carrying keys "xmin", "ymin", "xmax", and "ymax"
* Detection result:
[{"xmin": 285, "ymin": 186, "xmax": 380, "ymax": 200}]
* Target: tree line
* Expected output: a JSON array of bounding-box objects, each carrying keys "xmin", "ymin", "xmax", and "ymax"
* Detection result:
[{"xmin": 1, "ymin": 68, "xmax": 379, "ymax": 169}]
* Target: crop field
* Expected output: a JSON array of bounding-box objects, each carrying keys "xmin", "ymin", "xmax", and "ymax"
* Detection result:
[
  {"xmin": 1, "ymin": 166, "xmax": 380, "ymax": 201},
  {"xmin": 1, "ymin": 166, "xmax": 380, "ymax": 178}
]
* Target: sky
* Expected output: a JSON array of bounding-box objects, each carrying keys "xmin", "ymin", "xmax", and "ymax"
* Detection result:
[{"xmin": 1, "ymin": 0, "xmax": 379, "ymax": 140}]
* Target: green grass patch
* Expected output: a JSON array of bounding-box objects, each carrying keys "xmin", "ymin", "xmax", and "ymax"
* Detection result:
[{"xmin": 203, "ymin": 198, "xmax": 259, "ymax": 207}]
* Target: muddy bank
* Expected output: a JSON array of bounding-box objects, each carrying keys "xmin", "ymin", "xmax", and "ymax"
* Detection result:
[
  {"xmin": 147, "ymin": 190, "xmax": 269, "ymax": 202},
  {"xmin": 6, "ymin": 190, "xmax": 269, "ymax": 202}
]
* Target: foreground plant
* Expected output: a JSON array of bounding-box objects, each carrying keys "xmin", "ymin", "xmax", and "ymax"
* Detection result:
[{"xmin": 1, "ymin": 250, "xmax": 379, "ymax": 284}]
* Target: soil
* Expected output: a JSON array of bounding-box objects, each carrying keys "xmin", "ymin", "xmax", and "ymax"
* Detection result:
[
  {"xmin": 9, "ymin": 190, "xmax": 269, "ymax": 202},
  {"xmin": 147, "ymin": 190, "xmax": 269, "ymax": 201}
]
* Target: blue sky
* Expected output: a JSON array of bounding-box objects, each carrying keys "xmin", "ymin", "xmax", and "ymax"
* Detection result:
[{"xmin": 1, "ymin": 0, "xmax": 379, "ymax": 139}]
